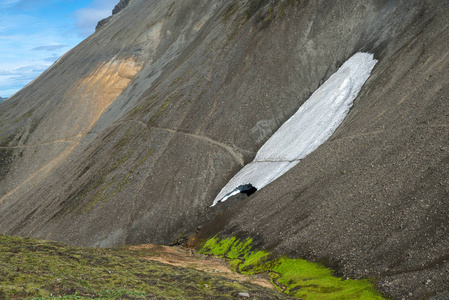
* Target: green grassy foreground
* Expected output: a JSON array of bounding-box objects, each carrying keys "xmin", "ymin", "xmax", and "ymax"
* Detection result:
[
  {"xmin": 198, "ymin": 236, "xmax": 385, "ymax": 299},
  {"xmin": 0, "ymin": 235, "xmax": 287, "ymax": 299}
]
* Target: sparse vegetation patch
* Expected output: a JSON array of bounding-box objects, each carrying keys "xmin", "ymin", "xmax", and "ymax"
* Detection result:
[
  {"xmin": 0, "ymin": 149, "xmax": 14, "ymax": 181},
  {"xmin": 13, "ymin": 109, "xmax": 34, "ymax": 124},
  {"xmin": 245, "ymin": 0, "xmax": 271, "ymax": 20},
  {"xmin": 223, "ymin": 2, "xmax": 239, "ymax": 21},
  {"xmin": 199, "ymin": 236, "xmax": 385, "ymax": 299},
  {"xmin": 0, "ymin": 235, "xmax": 287, "ymax": 299}
]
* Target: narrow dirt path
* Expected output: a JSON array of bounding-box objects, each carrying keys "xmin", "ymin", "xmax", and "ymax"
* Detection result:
[
  {"xmin": 0, "ymin": 96, "xmax": 120, "ymax": 203},
  {"xmin": 0, "ymin": 140, "xmax": 80, "ymax": 203},
  {"xmin": 0, "ymin": 135, "xmax": 81, "ymax": 149},
  {"xmin": 155, "ymin": 127, "xmax": 246, "ymax": 166},
  {"xmin": 117, "ymin": 119, "xmax": 251, "ymax": 166}
]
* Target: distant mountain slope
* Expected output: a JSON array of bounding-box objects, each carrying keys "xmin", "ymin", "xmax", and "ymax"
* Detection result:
[
  {"xmin": 0, "ymin": 1, "xmax": 448, "ymax": 298},
  {"xmin": 0, "ymin": 97, "xmax": 5, "ymax": 103}
]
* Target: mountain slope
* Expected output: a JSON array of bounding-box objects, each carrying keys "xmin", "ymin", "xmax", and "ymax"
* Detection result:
[{"xmin": 0, "ymin": 0, "xmax": 448, "ymax": 298}]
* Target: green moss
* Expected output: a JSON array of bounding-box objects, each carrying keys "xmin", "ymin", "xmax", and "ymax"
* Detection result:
[
  {"xmin": 199, "ymin": 236, "xmax": 385, "ymax": 299},
  {"xmin": 82, "ymin": 177, "xmax": 117, "ymax": 212},
  {"xmin": 79, "ymin": 140, "xmax": 157, "ymax": 212},
  {"xmin": 146, "ymin": 21, "xmax": 157, "ymax": 30},
  {"xmin": 227, "ymin": 22, "xmax": 245, "ymax": 43},
  {"xmin": 273, "ymin": 257, "xmax": 382, "ymax": 299},
  {"xmin": 23, "ymin": 118, "xmax": 41, "ymax": 144},
  {"xmin": 203, "ymin": 236, "xmax": 232, "ymax": 255},
  {"xmin": 239, "ymin": 250, "xmax": 271, "ymax": 273},
  {"xmin": 109, "ymin": 29, "xmax": 122, "ymax": 43},
  {"xmin": 148, "ymin": 97, "xmax": 172, "ymax": 126},
  {"xmin": 245, "ymin": 0, "xmax": 270, "ymax": 20},
  {"xmin": 113, "ymin": 124, "xmax": 137, "ymax": 150},
  {"xmin": 0, "ymin": 133, "xmax": 16, "ymax": 147},
  {"xmin": 13, "ymin": 109, "xmax": 34, "ymax": 123},
  {"xmin": 130, "ymin": 94, "xmax": 159, "ymax": 116},
  {"xmin": 64, "ymin": 154, "xmax": 129, "ymax": 213},
  {"xmin": 170, "ymin": 77, "xmax": 180, "ymax": 87},
  {"xmin": 80, "ymin": 148, "xmax": 132, "ymax": 212},
  {"xmin": 0, "ymin": 148, "xmax": 14, "ymax": 181},
  {"xmin": 223, "ymin": 2, "xmax": 239, "ymax": 21},
  {"xmin": 62, "ymin": 127, "xmax": 158, "ymax": 214},
  {"xmin": 263, "ymin": 6, "xmax": 274, "ymax": 22},
  {"xmin": 226, "ymin": 237, "xmax": 253, "ymax": 259},
  {"xmin": 110, "ymin": 173, "xmax": 131, "ymax": 198},
  {"xmin": 132, "ymin": 147, "xmax": 155, "ymax": 172},
  {"xmin": 224, "ymin": 0, "xmax": 280, "ymax": 43},
  {"xmin": 28, "ymin": 118, "xmax": 40, "ymax": 136},
  {"xmin": 132, "ymin": 92, "xmax": 180, "ymax": 125},
  {"xmin": 278, "ymin": 0, "xmax": 301, "ymax": 19},
  {"xmin": 0, "ymin": 133, "xmax": 17, "ymax": 181}
]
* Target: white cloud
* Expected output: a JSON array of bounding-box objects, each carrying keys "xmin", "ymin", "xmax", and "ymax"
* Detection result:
[
  {"xmin": 74, "ymin": 0, "xmax": 117, "ymax": 36},
  {"xmin": 0, "ymin": 30, "xmax": 75, "ymax": 97},
  {"xmin": 0, "ymin": 57, "xmax": 54, "ymax": 97},
  {"xmin": 0, "ymin": 0, "xmax": 118, "ymax": 97},
  {"xmin": 0, "ymin": 0, "xmax": 20, "ymax": 9}
]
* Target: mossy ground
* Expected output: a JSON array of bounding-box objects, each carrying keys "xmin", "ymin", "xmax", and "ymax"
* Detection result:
[
  {"xmin": 199, "ymin": 236, "xmax": 385, "ymax": 299},
  {"xmin": 0, "ymin": 235, "xmax": 288, "ymax": 299}
]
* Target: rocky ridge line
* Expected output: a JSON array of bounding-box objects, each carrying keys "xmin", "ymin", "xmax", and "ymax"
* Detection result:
[{"xmin": 96, "ymin": 0, "xmax": 132, "ymax": 31}]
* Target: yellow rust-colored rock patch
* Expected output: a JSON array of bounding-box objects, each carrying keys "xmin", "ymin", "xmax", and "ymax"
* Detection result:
[
  {"xmin": 0, "ymin": 58, "xmax": 142, "ymax": 204},
  {"xmin": 68, "ymin": 57, "xmax": 143, "ymax": 134}
]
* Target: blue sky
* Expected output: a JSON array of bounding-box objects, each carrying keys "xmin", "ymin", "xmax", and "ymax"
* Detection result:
[{"xmin": 0, "ymin": 0, "xmax": 118, "ymax": 98}]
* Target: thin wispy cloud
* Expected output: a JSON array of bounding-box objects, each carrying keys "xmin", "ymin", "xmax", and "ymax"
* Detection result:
[
  {"xmin": 43, "ymin": 55, "xmax": 61, "ymax": 62},
  {"xmin": 32, "ymin": 45, "xmax": 68, "ymax": 51},
  {"xmin": 0, "ymin": 29, "xmax": 70, "ymax": 97},
  {"xmin": 0, "ymin": 0, "xmax": 20, "ymax": 9},
  {"xmin": 0, "ymin": 0, "xmax": 118, "ymax": 97}
]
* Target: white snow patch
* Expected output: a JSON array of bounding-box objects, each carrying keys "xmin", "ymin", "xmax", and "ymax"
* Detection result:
[{"xmin": 212, "ymin": 52, "xmax": 378, "ymax": 206}]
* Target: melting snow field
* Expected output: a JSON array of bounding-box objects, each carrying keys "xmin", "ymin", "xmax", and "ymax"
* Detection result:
[{"xmin": 212, "ymin": 52, "xmax": 378, "ymax": 206}]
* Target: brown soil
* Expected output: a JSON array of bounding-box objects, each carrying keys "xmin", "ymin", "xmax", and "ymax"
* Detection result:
[{"xmin": 129, "ymin": 244, "xmax": 274, "ymax": 289}]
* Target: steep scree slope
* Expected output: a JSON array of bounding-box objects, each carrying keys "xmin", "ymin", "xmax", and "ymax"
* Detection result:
[{"xmin": 0, "ymin": 0, "xmax": 448, "ymax": 298}]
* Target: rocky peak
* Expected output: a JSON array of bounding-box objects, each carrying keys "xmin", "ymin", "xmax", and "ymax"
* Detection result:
[
  {"xmin": 96, "ymin": 0, "xmax": 132, "ymax": 31},
  {"xmin": 112, "ymin": 0, "xmax": 131, "ymax": 15}
]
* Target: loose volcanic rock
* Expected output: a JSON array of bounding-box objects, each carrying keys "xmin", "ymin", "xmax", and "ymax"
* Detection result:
[{"xmin": 0, "ymin": 1, "xmax": 448, "ymax": 298}]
